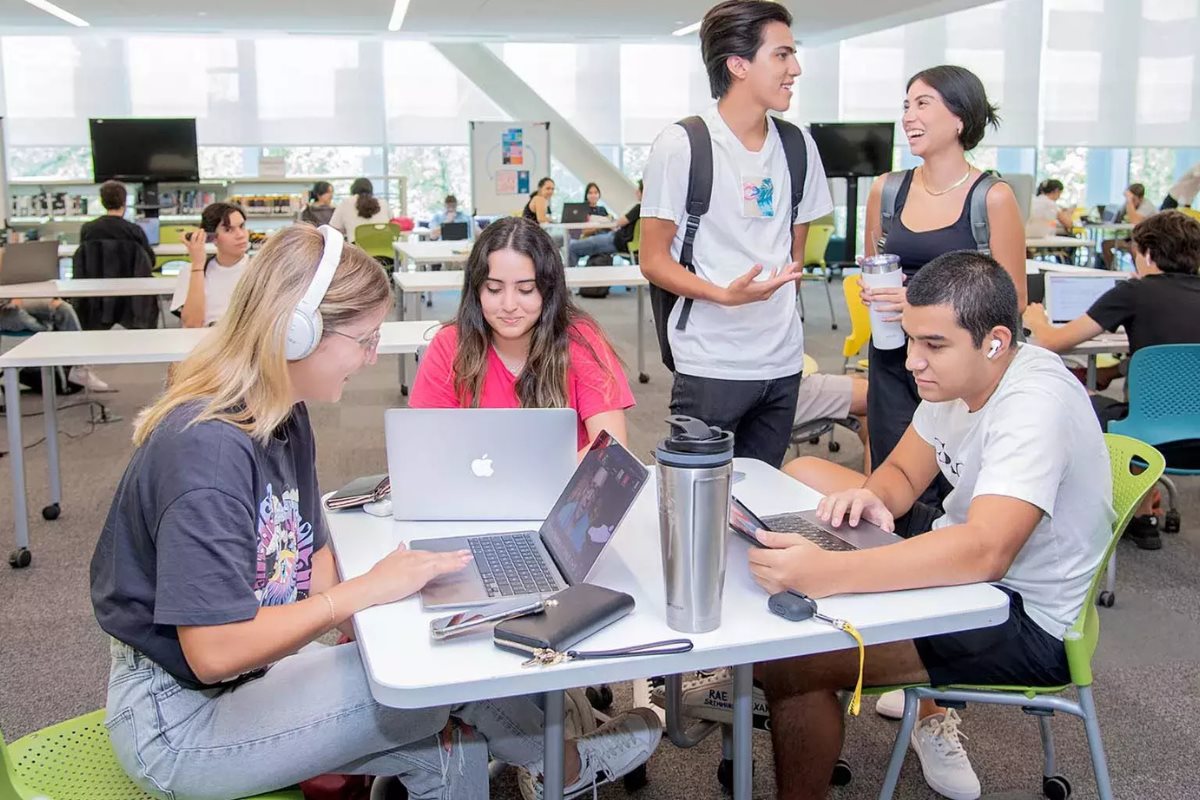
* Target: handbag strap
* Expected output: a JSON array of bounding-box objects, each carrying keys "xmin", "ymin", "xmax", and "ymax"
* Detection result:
[{"xmin": 565, "ymin": 638, "xmax": 694, "ymax": 660}]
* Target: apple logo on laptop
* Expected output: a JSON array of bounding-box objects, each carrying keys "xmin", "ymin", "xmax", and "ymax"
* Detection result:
[{"xmin": 470, "ymin": 454, "xmax": 494, "ymax": 478}]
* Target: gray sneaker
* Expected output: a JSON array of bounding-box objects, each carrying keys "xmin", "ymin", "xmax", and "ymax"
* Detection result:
[{"xmin": 519, "ymin": 707, "xmax": 662, "ymax": 800}]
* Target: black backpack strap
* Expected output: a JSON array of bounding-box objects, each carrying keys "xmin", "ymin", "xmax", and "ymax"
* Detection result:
[
  {"xmin": 772, "ymin": 117, "xmax": 808, "ymax": 225},
  {"xmin": 968, "ymin": 173, "xmax": 1002, "ymax": 255},
  {"xmin": 878, "ymin": 171, "xmax": 906, "ymax": 251},
  {"xmin": 675, "ymin": 115, "xmax": 712, "ymax": 331}
]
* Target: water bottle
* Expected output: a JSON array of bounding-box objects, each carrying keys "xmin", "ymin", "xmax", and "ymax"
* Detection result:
[
  {"xmin": 655, "ymin": 415, "xmax": 735, "ymax": 633},
  {"xmin": 860, "ymin": 254, "xmax": 906, "ymax": 350}
]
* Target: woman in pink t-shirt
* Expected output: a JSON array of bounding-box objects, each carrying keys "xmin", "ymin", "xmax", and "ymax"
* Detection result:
[{"xmin": 410, "ymin": 216, "xmax": 635, "ymax": 451}]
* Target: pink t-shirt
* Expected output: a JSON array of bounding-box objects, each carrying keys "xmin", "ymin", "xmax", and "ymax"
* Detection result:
[{"xmin": 410, "ymin": 322, "xmax": 636, "ymax": 449}]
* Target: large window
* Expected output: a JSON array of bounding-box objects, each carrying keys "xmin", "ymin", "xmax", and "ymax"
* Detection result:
[
  {"xmin": 389, "ymin": 146, "xmax": 471, "ymax": 220},
  {"xmin": 7, "ymin": 146, "xmax": 92, "ymax": 180}
]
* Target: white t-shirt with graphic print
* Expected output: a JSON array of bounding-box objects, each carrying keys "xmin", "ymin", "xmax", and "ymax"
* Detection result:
[
  {"xmin": 640, "ymin": 105, "xmax": 834, "ymax": 380},
  {"xmin": 911, "ymin": 344, "xmax": 1114, "ymax": 640}
]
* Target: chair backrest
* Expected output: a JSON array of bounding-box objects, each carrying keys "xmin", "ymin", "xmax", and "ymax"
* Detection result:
[
  {"xmin": 159, "ymin": 225, "xmax": 190, "ymax": 246},
  {"xmin": 354, "ymin": 223, "xmax": 401, "ymax": 258},
  {"xmin": 841, "ymin": 274, "xmax": 872, "ymax": 361},
  {"xmin": 627, "ymin": 218, "xmax": 642, "ymax": 255},
  {"xmin": 1178, "ymin": 207, "xmax": 1200, "ymax": 222},
  {"xmin": 0, "ymin": 726, "xmax": 33, "ymax": 799},
  {"xmin": 803, "ymin": 223, "xmax": 836, "ymax": 269},
  {"xmin": 1108, "ymin": 344, "xmax": 1200, "ymax": 448},
  {"xmin": 1064, "ymin": 434, "xmax": 1165, "ymax": 687}
]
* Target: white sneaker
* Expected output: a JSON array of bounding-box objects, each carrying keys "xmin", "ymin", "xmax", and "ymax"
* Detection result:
[
  {"xmin": 519, "ymin": 707, "xmax": 662, "ymax": 800},
  {"xmin": 909, "ymin": 710, "xmax": 981, "ymax": 800},
  {"xmin": 68, "ymin": 367, "xmax": 114, "ymax": 393},
  {"xmin": 874, "ymin": 688, "xmax": 906, "ymax": 720}
]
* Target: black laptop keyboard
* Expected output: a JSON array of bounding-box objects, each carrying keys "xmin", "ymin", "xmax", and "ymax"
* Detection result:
[
  {"xmin": 468, "ymin": 534, "xmax": 563, "ymax": 598},
  {"xmin": 760, "ymin": 513, "xmax": 857, "ymax": 552}
]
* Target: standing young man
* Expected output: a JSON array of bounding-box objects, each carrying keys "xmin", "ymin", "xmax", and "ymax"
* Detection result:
[{"xmin": 640, "ymin": 0, "xmax": 833, "ymax": 467}]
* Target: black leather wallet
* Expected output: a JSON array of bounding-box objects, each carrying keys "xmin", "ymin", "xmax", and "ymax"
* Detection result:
[{"xmin": 494, "ymin": 584, "xmax": 634, "ymax": 657}]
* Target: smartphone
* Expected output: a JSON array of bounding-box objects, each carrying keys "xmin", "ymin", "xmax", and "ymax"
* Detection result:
[
  {"xmin": 729, "ymin": 495, "xmax": 769, "ymax": 548},
  {"xmin": 429, "ymin": 597, "xmax": 547, "ymax": 640}
]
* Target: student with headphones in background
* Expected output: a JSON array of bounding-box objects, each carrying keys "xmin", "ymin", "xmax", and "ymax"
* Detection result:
[{"xmin": 90, "ymin": 224, "xmax": 661, "ymax": 799}]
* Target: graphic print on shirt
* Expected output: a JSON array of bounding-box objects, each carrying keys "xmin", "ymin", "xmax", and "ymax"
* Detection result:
[
  {"xmin": 742, "ymin": 175, "xmax": 775, "ymax": 218},
  {"xmin": 254, "ymin": 484, "xmax": 316, "ymax": 606},
  {"xmin": 933, "ymin": 437, "xmax": 964, "ymax": 478}
]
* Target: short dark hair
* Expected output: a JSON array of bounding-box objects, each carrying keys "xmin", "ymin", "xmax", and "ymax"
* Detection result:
[
  {"xmin": 1037, "ymin": 179, "xmax": 1064, "ymax": 196},
  {"xmin": 99, "ymin": 180, "xmax": 127, "ymax": 211},
  {"xmin": 200, "ymin": 201, "xmax": 247, "ymax": 233},
  {"xmin": 444, "ymin": 194, "xmax": 458, "ymax": 205},
  {"xmin": 309, "ymin": 181, "xmax": 333, "ymax": 202},
  {"xmin": 906, "ymin": 65, "xmax": 1000, "ymax": 151},
  {"xmin": 1131, "ymin": 211, "xmax": 1200, "ymax": 275},
  {"xmin": 1128, "ymin": 183, "xmax": 1146, "ymax": 200},
  {"xmin": 906, "ymin": 250, "xmax": 1019, "ymax": 347},
  {"xmin": 700, "ymin": 0, "xmax": 793, "ymax": 100}
]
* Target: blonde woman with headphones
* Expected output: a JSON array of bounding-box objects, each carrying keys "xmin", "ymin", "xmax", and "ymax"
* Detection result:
[{"xmin": 89, "ymin": 224, "xmax": 660, "ymax": 800}]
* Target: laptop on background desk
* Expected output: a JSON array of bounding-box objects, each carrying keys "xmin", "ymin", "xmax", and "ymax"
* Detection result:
[
  {"xmin": 1044, "ymin": 272, "xmax": 1130, "ymax": 324},
  {"xmin": 411, "ymin": 431, "xmax": 648, "ymax": 609},
  {"xmin": 559, "ymin": 203, "xmax": 590, "ymax": 224},
  {"xmin": 0, "ymin": 241, "xmax": 60, "ymax": 286},
  {"xmin": 385, "ymin": 408, "xmax": 577, "ymax": 521}
]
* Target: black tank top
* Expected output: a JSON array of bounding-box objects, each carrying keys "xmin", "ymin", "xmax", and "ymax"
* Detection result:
[
  {"xmin": 885, "ymin": 169, "xmax": 988, "ymax": 278},
  {"xmin": 522, "ymin": 197, "xmax": 540, "ymax": 222}
]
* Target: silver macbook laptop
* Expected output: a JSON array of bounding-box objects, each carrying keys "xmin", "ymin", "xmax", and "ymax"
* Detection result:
[
  {"xmin": 730, "ymin": 495, "xmax": 902, "ymax": 551},
  {"xmin": 0, "ymin": 241, "xmax": 60, "ymax": 286},
  {"xmin": 411, "ymin": 431, "xmax": 648, "ymax": 609},
  {"xmin": 1044, "ymin": 272, "xmax": 1130, "ymax": 324},
  {"xmin": 385, "ymin": 408, "xmax": 577, "ymax": 521}
]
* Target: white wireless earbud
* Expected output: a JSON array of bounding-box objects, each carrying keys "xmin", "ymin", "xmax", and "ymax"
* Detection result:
[{"xmin": 987, "ymin": 339, "xmax": 1002, "ymax": 359}]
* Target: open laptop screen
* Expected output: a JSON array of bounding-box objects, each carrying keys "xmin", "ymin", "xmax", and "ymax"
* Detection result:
[
  {"xmin": 540, "ymin": 431, "xmax": 648, "ymax": 585},
  {"xmin": 1045, "ymin": 273, "xmax": 1128, "ymax": 323}
]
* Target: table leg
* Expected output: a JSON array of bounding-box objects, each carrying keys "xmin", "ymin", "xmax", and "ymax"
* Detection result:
[
  {"xmin": 1086, "ymin": 355, "xmax": 1097, "ymax": 391},
  {"xmin": 397, "ymin": 287, "xmax": 408, "ymax": 393},
  {"xmin": 5, "ymin": 367, "xmax": 31, "ymax": 566},
  {"xmin": 732, "ymin": 663, "xmax": 753, "ymax": 800},
  {"xmin": 41, "ymin": 367, "xmax": 61, "ymax": 516},
  {"xmin": 636, "ymin": 285, "xmax": 649, "ymax": 384},
  {"xmin": 542, "ymin": 688, "xmax": 566, "ymax": 800}
]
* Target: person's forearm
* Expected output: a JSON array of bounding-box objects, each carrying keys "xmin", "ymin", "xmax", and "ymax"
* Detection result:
[
  {"xmin": 180, "ymin": 577, "xmax": 376, "ymax": 684},
  {"xmin": 861, "ymin": 461, "xmax": 920, "ymax": 520},
  {"xmin": 821, "ymin": 523, "xmax": 1007, "ymax": 596},
  {"xmin": 181, "ymin": 263, "xmax": 207, "ymax": 328},
  {"xmin": 640, "ymin": 251, "xmax": 726, "ymax": 303}
]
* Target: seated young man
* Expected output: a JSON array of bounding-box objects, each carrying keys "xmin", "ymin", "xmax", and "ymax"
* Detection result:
[
  {"xmin": 170, "ymin": 202, "xmax": 250, "ymax": 328},
  {"xmin": 752, "ymin": 251, "xmax": 1114, "ymax": 800},
  {"xmin": 79, "ymin": 180, "xmax": 157, "ymax": 266},
  {"xmin": 568, "ymin": 180, "xmax": 642, "ymax": 265},
  {"xmin": 793, "ymin": 372, "xmax": 870, "ymax": 473},
  {"xmin": 1024, "ymin": 210, "xmax": 1200, "ymax": 549}
]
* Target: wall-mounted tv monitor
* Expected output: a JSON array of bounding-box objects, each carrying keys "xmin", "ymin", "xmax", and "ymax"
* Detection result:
[
  {"xmin": 89, "ymin": 118, "xmax": 200, "ymax": 183},
  {"xmin": 807, "ymin": 122, "xmax": 895, "ymax": 178}
]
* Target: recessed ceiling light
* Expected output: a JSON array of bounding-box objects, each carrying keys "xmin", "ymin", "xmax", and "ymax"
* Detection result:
[
  {"xmin": 20, "ymin": 0, "xmax": 89, "ymax": 27},
  {"xmin": 388, "ymin": 0, "xmax": 412, "ymax": 32},
  {"xmin": 672, "ymin": 21, "xmax": 701, "ymax": 36}
]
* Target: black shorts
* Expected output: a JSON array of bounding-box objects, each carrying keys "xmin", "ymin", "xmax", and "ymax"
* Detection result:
[
  {"xmin": 891, "ymin": 503, "xmax": 1070, "ymax": 687},
  {"xmin": 914, "ymin": 585, "xmax": 1070, "ymax": 687}
]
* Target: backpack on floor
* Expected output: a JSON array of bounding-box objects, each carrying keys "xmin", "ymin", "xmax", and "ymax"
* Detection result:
[
  {"xmin": 648, "ymin": 115, "xmax": 808, "ymax": 371},
  {"xmin": 877, "ymin": 170, "xmax": 1001, "ymax": 254},
  {"xmin": 579, "ymin": 253, "xmax": 614, "ymax": 297}
]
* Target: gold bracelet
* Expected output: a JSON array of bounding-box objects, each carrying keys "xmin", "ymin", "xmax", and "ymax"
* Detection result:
[{"xmin": 317, "ymin": 591, "xmax": 335, "ymax": 627}]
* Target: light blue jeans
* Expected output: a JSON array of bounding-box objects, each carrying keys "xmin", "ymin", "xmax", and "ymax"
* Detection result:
[
  {"xmin": 105, "ymin": 639, "xmax": 546, "ymax": 800},
  {"xmin": 0, "ymin": 298, "xmax": 82, "ymax": 333},
  {"xmin": 567, "ymin": 232, "xmax": 616, "ymax": 265}
]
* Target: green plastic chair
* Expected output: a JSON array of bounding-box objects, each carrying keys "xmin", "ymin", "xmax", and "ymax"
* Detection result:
[
  {"xmin": 623, "ymin": 218, "xmax": 642, "ymax": 265},
  {"xmin": 797, "ymin": 222, "xmax": 838, "ymax": 330},
  {"xmin": 354, "ymin": 222, "xmax": 402, "ymax": 270},
  {"xmin": 874, "ymin": 433, "xmax": 1164, "ymax": 800},
  {"xmin": 155, "ymin": 224, "xmax": 192, "ymax": 273},
  {"xmin": 1, "ymin": 709, "xmax": 304, "ymax": 800}
]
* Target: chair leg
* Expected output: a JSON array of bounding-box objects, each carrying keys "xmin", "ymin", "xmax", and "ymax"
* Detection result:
[
  {"xmin": 878, "ymin": 688, "xmax": 920, "ymax": 799},
  {"xmin": 1038, "ymin": 714, "xmax": 1057, "ymax": 779},
  {"xmin": 797, "ymin": 283, "xmax": 807, "ymax": 321},
  {"xmin": 1078, "ymin": 686, "xmax": 1114, "ymax": 800},
  {"xmin": 1157, "ymin": 476, "xmax": 1180, "ymax": 516},
  {"xmin": 823, "ymin": 275, "xmax": 838, "ymax": 330},
  {"xmin": 1105, "ymin": 551, "xmax": 1116, "ymax": 598}
]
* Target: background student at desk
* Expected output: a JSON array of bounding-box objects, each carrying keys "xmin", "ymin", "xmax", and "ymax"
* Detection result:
[{"xmin": 171, "ymin": 202, "xmax": 251, "ymax": 328}]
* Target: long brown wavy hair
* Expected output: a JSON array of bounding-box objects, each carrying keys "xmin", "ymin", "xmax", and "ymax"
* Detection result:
[{"xmin": 450, "ymin": 216, "xmax": 619, "ymax": 408}]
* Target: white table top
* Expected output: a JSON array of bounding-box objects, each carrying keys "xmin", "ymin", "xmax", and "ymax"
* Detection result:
[
  {"xmin": 1079, "ymin": 222, "xmax": 1135, "ymax": 232},
  {"xmin": 1025, "ymin": 258, "xmax": 1117, "ymax": 276},
  {"xmin": 0, "ymin": 277, "xmax": 178, "ymax": 299},
  {"xmin": 0, "ymin": 320, "xmax": 441, "ymax": 369},
  {"xmin": 393, "ymin": 265, "xmax": 647, "ymax": 293},
  {"xmin": 393, "ymin": 240, "xmax": 471, "ymax": 265},
  {"xmin": 543, "ymin": 221, "xmax": 621, "ymax": 231},
  {"xmin": 1056, "ymin": 332, "xmax": 1129, "ymax": 357},
  {"xmin": 329, "ymin": 457, "xmax": 1009, "ymax": 709},
  {"xmin": 57, "ymin": 243, "xmax": 216, "ymax": 258},
  {"xmin": 1027, "ymin": 235, "xmax": 1095, "ymax": 250}
]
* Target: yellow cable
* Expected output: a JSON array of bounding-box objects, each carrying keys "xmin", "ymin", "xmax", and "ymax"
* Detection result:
[{"xmin": 835, "ymin": 619, "xmax": 865, "ymax": 716}]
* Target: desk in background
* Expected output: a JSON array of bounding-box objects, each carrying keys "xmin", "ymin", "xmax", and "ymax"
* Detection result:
[{"xmin": 328, "ymin": 457, "xmax": 1008, "ymax": 800}]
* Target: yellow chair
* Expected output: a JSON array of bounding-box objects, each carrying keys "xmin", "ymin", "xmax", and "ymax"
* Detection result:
[
  {"xmin": 156, "ymin": 224, "xmax": 192, "ymax": 273},
  {"xmin": 624, "ymin": 218, "xmax": 642, "ymax": 265},
  {"xmin": 1179, "ymin": 207, "xmax": 1200, "ymax": 222},
  {"xmin": 842, "ymin": 273, "xmax": 871, "ymax": 373},
  {"xmin": 797, "ymin": 223, "xmax": 837, "ymax": 330},
  {"xmin": 354, "ymin": 223, "xmax": 402, "ymax": 270}
]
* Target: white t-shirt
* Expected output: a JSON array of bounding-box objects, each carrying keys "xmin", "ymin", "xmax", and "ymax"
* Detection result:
[
  {"xmin": 1025, "ymin": 195, "xmax": 1062, "ymax": 239},
  {"xmin": 641, "ymin": 105, "xmax": 834, "ymax": 380},
  {"xmin": 330, "ymin": 197, "xmax": 393, "ymax": 243},
  {"xmin": 911, "ymin": 344, "xmax": 1114, "ymax": 640},
  {"xmin": 170, "ymin": 254, "xmax": 250, "ymax": 327},
  {"xmin": 1168, "ymin": 164, "xmax": 1200, "ymax": 205}
]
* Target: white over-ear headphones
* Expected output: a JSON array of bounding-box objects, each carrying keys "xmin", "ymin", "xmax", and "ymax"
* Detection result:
[
  {"xmin": 986, "ymin": 338, "xmax": 1002, "ymax": 359},
  {"xmin": 285, "ymin": 225, "xmax": 343, "ymax": 361}
]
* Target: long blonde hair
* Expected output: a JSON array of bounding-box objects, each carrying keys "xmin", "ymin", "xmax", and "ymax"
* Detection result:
[{"xmin": 133, "ymin": 225, "xmax": 392, "ymax": 446}]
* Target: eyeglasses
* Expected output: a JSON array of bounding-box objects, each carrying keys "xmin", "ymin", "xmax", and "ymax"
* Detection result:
[{"xmin": 329, "ymin": 327, "xmax": 382, "ymax": 353}]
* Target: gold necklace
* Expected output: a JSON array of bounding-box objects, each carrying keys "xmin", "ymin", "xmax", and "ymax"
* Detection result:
[{"xmin": 920, "ymin": 166, "xmax": 973, "ymax": 196}]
